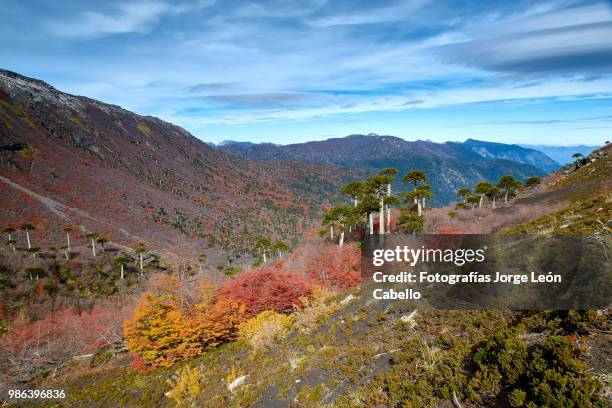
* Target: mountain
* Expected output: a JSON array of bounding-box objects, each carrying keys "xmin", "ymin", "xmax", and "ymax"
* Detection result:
[
  {"xmin": 218, "ymin": 134, "xmax": 548, "ymax": 204},
  {"xmin": 461, "ymin": 139, "xmax": 559, "ymax": 173},
  {"xmin": 0, "ymin": 70, "xmax": 360, "ymax": 258},
  {"xmin": 519, "ymin": 144, "xmax": 600, "ymax": 165}
]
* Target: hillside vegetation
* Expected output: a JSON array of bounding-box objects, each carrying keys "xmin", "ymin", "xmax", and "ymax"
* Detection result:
[
  {"xmin": 3, "ymin": 146, "xmax": 609, "ymax": 408},
  {"xmin": 0, "ymin": 70, "xmax": 364, "ymax": 260}
]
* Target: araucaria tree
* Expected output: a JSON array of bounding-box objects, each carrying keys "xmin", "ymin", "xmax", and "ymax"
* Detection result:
[
  {"xmin": 135, "ymin": 242, "xmax": 146, "ymax": 277},
  {"xmin": 497, "ymin": 175, "xmax": 521, "ymax": 206},
  {"xmin": 467, "ymin": 194, "xmax": 480, "ymax": 209},
  {"xmin": 397, "ymin": 211, "xmax": 424, "ymax": 236},
  {"xmin": 20, "ymin": 223, "xmax": 35, "ymax": 249},
  {"xmin": 63, "ymin": 226, "xmax": 72, "ymax": 252},
  {"xmin": 2, "ymin": 227, "xmax": 16, "ymax": 254},
  {"xmin": 525, "ymin": 176, "xmax": 541, "ymax": 188},
  {"xmin": 340, "ymin": 181, "xmax": 365, "ymax": 207},
  {"xmin": 85, "ymin": 232, "xmax": 98, "ymax": 256},
  {"xmin": 272, "ymin": 240, "xmax": 289, "ymax": 257},
  {"xmin": 115, "ymin": 255, "xmax": 131, "ymax": 280},
  {"xmin": 356, "ymin": 195, "xmax": 379, "ymax": 235},
  {"xmin": 323, "ymin": 205, "xmax": 360, "ymax": 246},
  {"xmin": 403, "ymin": 170, "xmax": 430, "ymax": 215},
  {"xmin": 486, "ymin": 186, "xmax": 500, "ymax": 209},
  {"xmin": 365, "ymin": 174, "xmax": 393, "ymax": 235},
  {"xmin": 474, "ymin": 181, "xmax": 494, "ymax": 208},
  {"xmin": 254, "ymin": 238, "xmax": 271, "ymax": 263},
  {"xmin": 379, "ymin": 168, "xmax": 400, "ymax": 232},
  {"xmin": 197, "ymin": 253, "xmax": 207, "ymax": 274},
  {"xmin": 2, "ymin": 227, "xmax": 15, "ymax": 242},
  {"xmin": 457, "ymin": 187, "xmax": 471, "ymax": 204},
  {"xmin": 403, "ymin": 170, "xmax": 427, "ymax": 199}
]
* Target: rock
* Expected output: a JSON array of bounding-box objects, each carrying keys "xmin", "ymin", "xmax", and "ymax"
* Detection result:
[
  {"xmin": 227, "ymin": 375, "xmax": 249, "ymax": 393},
  {"xmin": 340, "ymin": 294, "xmax": 355, "ymax": 305},
  {"xmin": 400, "ymin": 310, "xmax": 418, "ymax": 328}
]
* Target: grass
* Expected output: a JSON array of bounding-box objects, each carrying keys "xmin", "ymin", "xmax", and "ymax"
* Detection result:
[{"xmin": 500, "ymin": 193, "xmax": 611, "ymax": 235}]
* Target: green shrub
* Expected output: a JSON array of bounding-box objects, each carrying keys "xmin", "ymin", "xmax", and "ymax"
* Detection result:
[
  {"xmin": 526, "ymin": 336, "xmax": 603, "ymax": 407},
  {"xmin": 470, "ymin": 329, "xmax": 604, "ymax": 407},
  {"xmin": 473, "ymin": 329, "xmax": 527, "ymax": 386},
  {"xmin": 509, "ymin": 388, "xmax": 526, "ymax": 407}
]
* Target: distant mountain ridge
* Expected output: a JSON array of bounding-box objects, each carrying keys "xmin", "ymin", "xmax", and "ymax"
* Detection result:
[
  {"xmin": 218, "ymin": 134, "xmax": 551, "ymax": 204},
  {"xmin": 460, "ymin": 139, "xmax": 559, "ymax": 173},
  {"xmin": 519, "ymin": 144, "xmax": 600, "ymax": 165}
]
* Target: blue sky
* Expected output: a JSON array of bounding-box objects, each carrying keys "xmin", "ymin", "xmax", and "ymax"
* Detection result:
[{"xmin": 1, "ymin": 0, "xmax": 611, "ymax": 145}]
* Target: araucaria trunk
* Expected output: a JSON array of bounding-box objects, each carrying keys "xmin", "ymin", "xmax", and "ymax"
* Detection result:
[
  {"xmin": 379, "ymin": 197, "xmax": 385, "ymax": 235},
  {"xmin": 339, "ymin": 231, "xmax": 345, "ymax": 247}
]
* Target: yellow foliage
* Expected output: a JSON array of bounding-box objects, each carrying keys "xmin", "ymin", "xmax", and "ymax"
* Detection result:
[
  {"xmin": 225, "ymin": 365, "xmax": 240, "ymax": 385},
  {"xmin": 293, "ymin": 286, "xmax": 340, "ymax": 333},
  {"xmin": 239, "ymin": 310, "xmax": 293, "ymax": 350},
  {"xmin": 166, "ymin": 366, "xmax": 202, "ymax": 408},
  {"xmin": 196, "ymin": 280, "xmax": 217, "ymax": 313},
  {"xmin": 123, "ymin": 294, "xmax": 202, "ymax": 367},
  {"xmin": 137, "ymin": 122, "xmax": 152, "ymax": 135}
]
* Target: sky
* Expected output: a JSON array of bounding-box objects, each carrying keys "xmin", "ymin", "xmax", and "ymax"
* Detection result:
[{"xmin": 1, "ymin": 0, "xmax": 611, "ymax": 145}]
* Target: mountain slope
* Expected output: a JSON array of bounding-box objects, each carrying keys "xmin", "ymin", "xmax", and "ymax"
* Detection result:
[
  {"xmin": 461, "ymin": 138, "xmax": 559, "ymax": 172},
  {"xmin": 219, "ymin": 134, "xmax": 548, "ymax": 204},
  {"xmin": 0, "ymin": 70, "xmax": 360, "ymax": 258}
]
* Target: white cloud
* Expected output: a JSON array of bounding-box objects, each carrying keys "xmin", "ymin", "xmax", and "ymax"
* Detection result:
[
  {"xmin": 46, "ymin": 0, "xmax": 215, "ymax": 39},
  {"xmin": 159, "ymin": 77, "xmax": 612, "ymax": 126}
]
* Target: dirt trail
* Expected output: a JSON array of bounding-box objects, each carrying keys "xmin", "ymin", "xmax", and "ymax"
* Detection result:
[{"xmin": 0, "ymin": 174, "xmax": 71, "ymax": 221}]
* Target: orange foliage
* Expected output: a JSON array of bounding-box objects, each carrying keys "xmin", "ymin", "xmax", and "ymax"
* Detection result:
[
  {"xmin": 196, "ymin": 298, "xmax": 247, "ymax": 347},
  {"xmin": 124, "ymin": 276, "xmax": 247, "ymax": 369}
]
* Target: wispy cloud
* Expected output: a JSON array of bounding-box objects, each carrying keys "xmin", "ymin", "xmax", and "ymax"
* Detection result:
[
  {"xmin": 46, "ymin": 0, "xmax": 215, "ymax": 39},
  {"xmin": 478, "ymin": 114, "xmax": 612, "ymax": 126},
  {"xmin": 447, "ymin": 3, "xmax": 612, "ymax": 75},
  {"xmin": 3, "ymin": 0, "xmax": 611, "ymax": 144}
]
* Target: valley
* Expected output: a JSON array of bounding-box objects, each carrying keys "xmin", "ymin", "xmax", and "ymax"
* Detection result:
[{"xmin": 0, "ymin": 70, "xmax": 610, "ymax": 408}]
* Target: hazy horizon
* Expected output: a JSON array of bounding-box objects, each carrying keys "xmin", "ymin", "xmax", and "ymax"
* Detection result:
[{"xmin": 211, "ymin": 134, "xmax": 603, "ymax": 148}]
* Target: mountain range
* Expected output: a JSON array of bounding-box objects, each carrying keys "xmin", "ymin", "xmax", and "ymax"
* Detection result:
[{"xmin": 218, "ymin": 134, "xmax": 554, "ymax": 204}]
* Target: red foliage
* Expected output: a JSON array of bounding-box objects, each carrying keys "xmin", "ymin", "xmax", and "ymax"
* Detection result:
[
  {"xmin": 306, "ymin": 244, "xmax": 361, "ymax": 290},
  {"xmin": 0, "ymin": 301, "xmax": 131, "ymax": 383},
  {"xmin": 219, "ymin": 267, "xmax": 312, "ymax": 315},
  {"xmin": 436, "ymin": 226, "xmax": 466, "ymax": 234}
]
